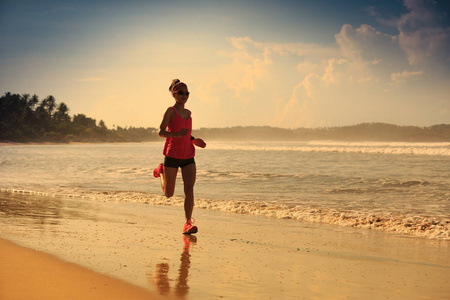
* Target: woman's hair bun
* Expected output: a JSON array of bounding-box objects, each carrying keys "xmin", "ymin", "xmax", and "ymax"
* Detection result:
[{"xmin": 169, "ymin": 79, "xmax": 182, "ymax": 92}]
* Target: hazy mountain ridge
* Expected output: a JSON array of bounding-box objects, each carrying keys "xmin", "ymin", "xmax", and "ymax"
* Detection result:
[{"xmin": 193, "ymin": 124, "xmax": 450, "ymax": 142}]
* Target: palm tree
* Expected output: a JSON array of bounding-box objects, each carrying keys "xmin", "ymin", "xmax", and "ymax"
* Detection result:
[{"xmin": 54, "ymin": 102, "xmax": 70, "ymax": 122}]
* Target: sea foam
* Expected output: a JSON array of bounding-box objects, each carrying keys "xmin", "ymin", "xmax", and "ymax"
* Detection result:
[
  {"xmin": 2, "ymin": 188, "xmax": 448, "ymax": 241},
  {"xmin": 207, "ymin": 141, "xmax": 450, "ymax": 156}
]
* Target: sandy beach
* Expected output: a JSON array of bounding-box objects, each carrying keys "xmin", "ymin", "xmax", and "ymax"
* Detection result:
[
  {"xmin": 1, "ymin": 191, "xmax": 449, "ymax": 299},
  {"xmin": 0, "ymin": 238, "xmax": 163, "ymax": 300}
]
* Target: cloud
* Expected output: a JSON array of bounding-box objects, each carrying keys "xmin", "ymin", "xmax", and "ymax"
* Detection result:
[
  {"xmin": 335, "ymin": 0, "xmax": 450, "ymax": 75},
  {"xmin": 273, "ymin": 1, "xmax": 449, "ymax": 127},
  {"xmin": 273, "ymin": 76, "xmax": 312, "ymax": 128},
  {"xmin": 211, "ymin": 36, "xmax": 273, "ymax": 98},
  {"xmin": 321, "ymin": 58, "xmax": 349, "ymax": 85},
  {"xmin": 335, "ymin": 24, "xmax": 396, "ymax": 62},
  {"xmin": 334, "ymin": 23, "xmax": 404, "ymax": 80},
  {"xmin": 396, "ymin": 0, "xmax": 450, "ymax": 67},
  {"xmin": 200, "ymin": 36, "xmax": 338, "ymax": 103},
  {"xmin": 390, "ymin": 70, "xmax": 423, "ymax": 85},
  {"xmin": 195, "ymin": 0, "xmax": 450, "ymax": 128}
]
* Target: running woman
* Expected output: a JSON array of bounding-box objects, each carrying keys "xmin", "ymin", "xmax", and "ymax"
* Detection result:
[{"xmin": 153, "ymin": 79, "xmax": 206, "ymax": 234}]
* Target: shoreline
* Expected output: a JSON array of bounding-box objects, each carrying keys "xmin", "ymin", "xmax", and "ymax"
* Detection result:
[
  {"xmin": 1, "ymin": 192, "xmax": 449, "ymax": 299},
  {"xmin": 2, "ymin": 139, "xmax": 450, "ymax": 147}
]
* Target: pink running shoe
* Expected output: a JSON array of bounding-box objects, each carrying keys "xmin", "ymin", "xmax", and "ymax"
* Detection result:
[
  {"xmin": 183, "ymin": 219, "xmax": 198, "ymax": 235},
  {"xmin": 153, "ymin": 163, "xmax": 164, "ymax": 178}
]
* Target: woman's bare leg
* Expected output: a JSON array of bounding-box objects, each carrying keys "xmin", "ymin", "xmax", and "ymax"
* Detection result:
[
  {"xmin": 181, "ymin": 163, "xmax": 196, "ymax": 221},
  {"xmin": 161, "ymin": 166, "xmax": 178, "ymax": 198}
]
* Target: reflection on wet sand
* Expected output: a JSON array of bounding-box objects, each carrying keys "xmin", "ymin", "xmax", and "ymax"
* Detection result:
[
  {"xmin": 151, "ymin": 235, "xmax": 197, "ymax": 298},
  {"xmin": 0, "ymin": 192, "xmax": 63, "ymax": 226},
  {"xmin": 154, "ymin": 262, "xmax": 171, "ymax": 295},
  {"xmin": 0, "ymin": 191, "xmax": 100, "ymax": 227}
]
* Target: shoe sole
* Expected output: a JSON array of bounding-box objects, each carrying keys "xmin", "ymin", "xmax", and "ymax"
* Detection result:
[{"xmin": 183, "ymin": 226, "xmax": 198, "ymax": 235}]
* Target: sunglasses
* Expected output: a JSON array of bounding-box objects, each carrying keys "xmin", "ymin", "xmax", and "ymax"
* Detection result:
[{"xmin": 174, "ymin": 91, "xmax": 190, "ymax": 96}]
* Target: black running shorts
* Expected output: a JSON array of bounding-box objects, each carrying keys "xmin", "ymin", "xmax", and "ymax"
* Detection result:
[{"xmin": 164, "ymin": 156, "xmax": 195, "ymax": 169}]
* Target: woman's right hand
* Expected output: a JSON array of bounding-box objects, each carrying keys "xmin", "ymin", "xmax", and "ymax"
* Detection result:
[{"xmin": 177, "ymin": 128, "xmax": 189, "ymax": 137}]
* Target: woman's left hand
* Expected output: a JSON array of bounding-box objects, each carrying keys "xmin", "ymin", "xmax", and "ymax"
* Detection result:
[{"xmin": 193, "ymin": 138, "xmax": 206, "ymax": 148}]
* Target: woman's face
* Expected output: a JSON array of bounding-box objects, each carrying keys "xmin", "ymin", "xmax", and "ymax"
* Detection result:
[{"xmin": 173, "ymin": 85, "xmax": 189, "ymax": 104}]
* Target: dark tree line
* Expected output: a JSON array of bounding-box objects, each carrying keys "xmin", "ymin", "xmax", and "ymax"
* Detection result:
[{"xmin": 0, "ymin": 93, "xmax": 158, "ymax": 142}]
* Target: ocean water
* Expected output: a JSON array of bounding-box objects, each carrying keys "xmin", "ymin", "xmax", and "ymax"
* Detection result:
[{"xmin": 1, "ymin": 141, "xmax": 449, "ymax": 240}]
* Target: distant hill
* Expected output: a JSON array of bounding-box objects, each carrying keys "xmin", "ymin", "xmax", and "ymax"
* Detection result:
[{"xmin": 193, "ymin": 124, "xmax": 450, "ymax": 142}]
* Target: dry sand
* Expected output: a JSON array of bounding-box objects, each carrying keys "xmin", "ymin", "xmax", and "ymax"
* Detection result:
[
  {"xmin": 0, "ymin": 238, "xmax": 162, "ymax": 300},
  {"xmin": 1, "ymin": 191, "xmax": 449, "ymax": 299}
]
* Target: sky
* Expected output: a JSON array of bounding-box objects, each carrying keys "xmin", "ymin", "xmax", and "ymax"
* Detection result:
[{"xmin": 1, "ymin": 0, "xmax": 449, "ymax": 129}]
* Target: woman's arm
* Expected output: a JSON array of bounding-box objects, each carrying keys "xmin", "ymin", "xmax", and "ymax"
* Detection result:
[
  {"xmin": 192, "ymin": 137, "xmax": 206, "ymax": 148},
  {"xmin": 158, "ymin": 108, "xmax": 189, "ymax": 138}
]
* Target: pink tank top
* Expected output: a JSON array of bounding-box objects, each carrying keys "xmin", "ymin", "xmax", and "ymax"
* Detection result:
[{"xmin": 163, "ymin": 107, "xmax": 195, "ymax": 159}]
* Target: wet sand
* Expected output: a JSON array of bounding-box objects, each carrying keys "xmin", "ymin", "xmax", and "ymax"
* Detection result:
[{"xmin": 1, "ymin": 191, "xmax": 449, "ymax": 299}]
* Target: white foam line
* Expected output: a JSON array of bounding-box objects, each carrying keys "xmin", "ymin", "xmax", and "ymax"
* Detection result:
[
  {"xmin": 1, "ymin": 188, "xmax": 448, "ymax": 240},
  {"xmin": 206, "ymin": 142, "xmax": 450, "ymax": 156}
]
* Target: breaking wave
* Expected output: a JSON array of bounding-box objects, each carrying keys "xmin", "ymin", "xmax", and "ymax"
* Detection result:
[
  {"xmin": 207, "ymin": 141, "xmax": 450, "ymax": 156},
  {"xmin": 2, "ymin": 188, "xmax": 449, "ymax": 241}
]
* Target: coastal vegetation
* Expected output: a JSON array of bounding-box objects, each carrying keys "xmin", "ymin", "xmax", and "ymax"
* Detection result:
[
  {"xmin": 1, "ymin": 92, "xmax": 449, "ymax": 143},
  {"xmin": 0, "ymin": 92, "xmax": 158, "ymax": 143}
]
